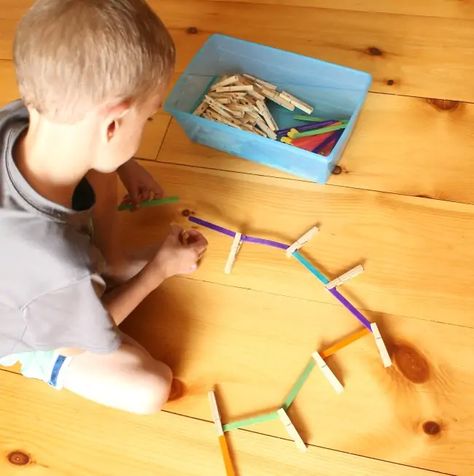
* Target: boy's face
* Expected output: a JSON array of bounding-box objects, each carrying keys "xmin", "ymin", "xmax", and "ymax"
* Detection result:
[{"xmin": 96, "ymin": 86, "xmax": 166, "ymax": 173}]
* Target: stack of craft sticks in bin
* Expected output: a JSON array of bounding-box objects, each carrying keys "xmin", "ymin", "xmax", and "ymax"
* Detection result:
[{"xmin": 193, "ymin": 73, "xmax": 348, "ymax": 156}]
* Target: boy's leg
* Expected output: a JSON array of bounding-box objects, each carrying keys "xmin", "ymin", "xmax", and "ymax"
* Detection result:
[{"xmin": 62, "ymin": 337, "xmax": 173, "ymax": 415}]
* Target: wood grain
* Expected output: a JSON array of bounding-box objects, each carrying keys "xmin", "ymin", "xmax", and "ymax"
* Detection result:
[
  {"xmin": 118, "ymin": 161, "xmax": 474, "ymax": 329},
  {"xmin": 2, "ymin": 1, "xmax": 474, "ymax": 101},
  {"xmin": 158, "ymin": 88, "xmax": 474, "ymax": 204},
  {"xmin": 118, "ymin": 277, "xmax": 473, "ymax": 474},
  {"xmin": 210, "ymin": 0, "xmax": 474, "ymax": 20},
  {"xmin": 0, "ymin": 370, "xmax": 442, "ymax": 476}
]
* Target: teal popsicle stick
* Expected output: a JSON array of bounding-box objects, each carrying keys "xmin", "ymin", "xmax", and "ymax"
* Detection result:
[
  {"xmin": 223, "ymin": 411, "xmax": 280, "ymax": 432},
  {"xmin": 292, "ymin": 123, "xmax": 347, "ymax": 139},
  {"xmin": 292, "ymin": 251, "xmax": 330, "ymax": 285},
  {"xmin": 282, "ymin": 357, "xmax": 316, "ymax": 410},
  {"xmin": 117, "ymin": 196, "xmax": 180, "ymax": 211}
]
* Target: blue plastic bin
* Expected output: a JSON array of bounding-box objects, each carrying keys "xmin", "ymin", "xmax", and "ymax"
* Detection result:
[{"xmin": 165, "ymin": 34, "xmax": 371, "ymax": 183}]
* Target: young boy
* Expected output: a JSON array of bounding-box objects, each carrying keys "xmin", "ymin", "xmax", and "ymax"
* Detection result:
[{"xmin": 0, "ymin": 0, "xmax": 208, "ymax": 414}]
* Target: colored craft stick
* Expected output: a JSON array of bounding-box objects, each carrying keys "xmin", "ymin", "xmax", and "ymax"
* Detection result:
[
  {"xmin": 282, "ymin": 357, "xmax": 315, "ymax": 410},
  {"xmin": 291, "ymin": 123, "xmax": 346, "ymax": 139},
  {"xmin": 188, "ymin": 216, "xmax": 236, "ymax": 238},
  {"xmin": 208, "ymin": 390, "xmax": 236, "ymax": 476},
  {"xmin": 276, "ymin": 120, "xmax": 337, "ymax": 136},
  {"xmin": 293, "ymin": 114, "xmax": 326, "ymax": 122},
  {"xmin": 242, "ymin": 235, "xmax": 288, "ymax": 250},
  {"xmin": 313, "ymin": 129, "xmax": 344, "ymax": 154},
  {"xmin": 223, "ymin": 411, "xmax": 280, "ymax": 432},
  {"xmin": 292, "ymin": 252, "xmax": 372, "ymax": 331},
  {"xmin": 289, "ymin": 132, "xmax": 336, "ymax": 151},
  {"xmin": 188, "ymin": 216, "xmax": 288, "ymax": 250},
  {"xmin": 320, "ymin": 328, "xmax": 370, "ymax": 358},
  {"xmin": 292, "ymin": 251, "xmax": 330, "ymax": 285},
  {"xmin": 117, "ymin": 196, "xmax": 180, "ymax": 211},
  {"xmin": 328, "ymin": 288, "xmax": 372, "ymax": 330}
]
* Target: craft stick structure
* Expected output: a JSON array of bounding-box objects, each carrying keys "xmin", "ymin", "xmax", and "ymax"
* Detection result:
[
  {"xmin": 117, "ymin": 196, "xmax": 179, "ymax": 211},
  {"xmin": 189, "ymin": 215, "xmax": 393, "ymax": 467},
  {"xmin": 208, "ymin": 390, "xmax": 236, "ymax": 476}
]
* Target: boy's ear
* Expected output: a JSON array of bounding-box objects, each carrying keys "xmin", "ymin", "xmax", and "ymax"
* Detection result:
[{"xmin": 101, "ymin": 100, "xmax": 131, "ymax": 143}]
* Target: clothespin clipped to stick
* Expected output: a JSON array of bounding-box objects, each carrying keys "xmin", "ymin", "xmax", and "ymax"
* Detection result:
[
  {"xmin": 326, "ymin": 264, "xmax": 364, "ymax": 290},
  {"xmin": 225, "ymin": 232, "xmax": 243, "ymax": 274},
  {"xmin": 286, "ymin": 226, "xmax": 318, "ymax": 257},
  {"xmin": 370, "ymin": 323, "xmax": 392, "ymax": 368},
  {"xmin": 312, "ymin": 352, "xmax": 344, "ymax": 394},
  {"xmin": 277, "ymin": 408, "xmax": 307, "ymax": 452}
]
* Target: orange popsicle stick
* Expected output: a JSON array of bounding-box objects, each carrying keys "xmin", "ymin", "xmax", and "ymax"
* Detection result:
[
  {"xmin": 219, "ymin": 435, "xmax": 236, "ymax": 476},
  {"xmin": 321, "ymin": 327, "xmax": 371, "ymax": 358}
]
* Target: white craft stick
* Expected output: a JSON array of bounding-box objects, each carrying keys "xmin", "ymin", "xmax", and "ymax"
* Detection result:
[
  {"xmin": 210, "ymin": 75, "xmax": 240, "ymax": 90},
  {"xmin": 370, "ymin": 323, "xmax": 392, "ymax": 368},
  {"xmin": 224, "ymin": 232, "xmax": 242, "ymax": 274},
  {"xmin": 279, "ymin": 91, "xmax": 314, "ymax": 115},
  {"xmin": 286, "ymin": 226, "xmax": 318, "ymax": 257},
  {"xmin": 208, "ymin": 390, "xmax": 224, "ymax": 436},
  {"xmin": 312, "ymin": 352, "xmax": 344, "ymax": 394},
  {"xmin": 277, "ymin": 409, "xmax": 307, "ymax": 452},
  {"xmin": 325, "ymin": 265, "xmax": 364, "ymax": 290}
]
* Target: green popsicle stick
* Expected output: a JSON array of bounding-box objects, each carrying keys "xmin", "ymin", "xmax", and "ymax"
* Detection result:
[
  {"xmin": 282, "ymin": 358, "xmax": 316, "ymax": 410},
  {"xmin": 291, "ymin": 123, "xmax": 347, "ymax": 139},
  {"xmin": 223, "ymin": 411, "xmax": 280, "ymax": 432},
  {"xmin": 293, "ymin": 114, "xmax": 326, "ymax": 122},
  {"xmin": 117, "ymin": 196, "xmax": 180, "ymax": 211}
]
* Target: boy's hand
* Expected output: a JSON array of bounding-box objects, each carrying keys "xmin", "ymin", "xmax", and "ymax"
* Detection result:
[
  {"xmin": 148, "ymin": 225, "xmax": 208, "ymax": 282},
  {"xmin": 118, "ymin": 159, "xmax": 163, "ymax": 210}
]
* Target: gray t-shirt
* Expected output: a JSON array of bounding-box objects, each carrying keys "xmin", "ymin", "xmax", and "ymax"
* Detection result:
[{"xmin": 0, "ymin": 100, "xmax": 121, "ymax": 357}]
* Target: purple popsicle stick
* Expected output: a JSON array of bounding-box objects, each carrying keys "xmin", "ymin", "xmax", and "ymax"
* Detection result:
[
  {"xmin": 276, "ymin": 120, "xmax": 337, "ymax": 137},
  {"xmin": 328, "ymin": 288, "xmax": 372, "ymax": 330},
  {"xmin": 189, "ymin": 216, "xmax": 288, "ymax": 249}
]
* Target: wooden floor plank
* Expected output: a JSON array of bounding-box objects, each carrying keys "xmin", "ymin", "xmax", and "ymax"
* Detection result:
[
  {"xmin": 158, "ymin": 87, "xmax": 474, "ymax": 204},
  {"xmin": 2, "ymin": 1, "xmax": 474, "ymax": 101},
  {"xmin": 117, "ymin": 277, "xmax": 473, "ymax": 474},
  {"xmin": 118, "ymin": 161, "xmax": 474, "ymax": 329},
  {"xmin": 211, "ymin": 0, "xmax": 474, "ymax": 20},
  {"xmin": 0, "ymin": 370, "xmax": 441, "ymax": 476}
]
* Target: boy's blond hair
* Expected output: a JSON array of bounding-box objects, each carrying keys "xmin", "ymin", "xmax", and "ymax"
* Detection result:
[{"xmin": 14, "ymin": 0, "xmax": 175, "ymax": 123}]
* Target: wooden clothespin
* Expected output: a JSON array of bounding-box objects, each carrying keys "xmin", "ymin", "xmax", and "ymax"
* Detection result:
[
  {"xmin": 279, "ymin": 91, "xmax": 314, "ymax": 115},
  {"xmin": 208, "ymin": 390, "xmax": 236, "ymax": 476},
  {"xmin": 286, "ymin": 226, "xmax": 318, "ymax": 257},
  {"xmin": 277, "ymin": 408, "xmax": 307, "ymax": 452},
  {"xmin": 312, "ymin": 352, "xmax": 344, "ymax": 394},
  {"xmin": 370, "ymin": 323, "xmax": 392, "ymax": 368},
  {"xmin": 325, "ymin": 264, "xmax": 364, "ymax": 290},
  {"xmin": 224, "ymin": 232, "xmax": 242, "ymax": 274}
]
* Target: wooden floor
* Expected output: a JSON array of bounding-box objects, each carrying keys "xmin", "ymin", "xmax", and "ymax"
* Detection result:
[{"xmin": 1, "ymin": 1, "xmax": 474, "ymax": 475}]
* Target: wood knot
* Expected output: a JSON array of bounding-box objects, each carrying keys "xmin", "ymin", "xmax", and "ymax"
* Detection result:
[
  {"xmin": 8, "ymin": 451, "xmax": 30, "ymax": 465},
  {"xmin": 186, "ymin": 26, "xmax": 198, "ymax": 34},
  {"xmin": 423, "ymin": 421, "xmax": 441, "ymax": 436},
  {"xmin": 386, "ymin": 79, "xmax": 395, "ymax": 86},
  {"xmin": 367, "ymin": 46, "xmax": 383, "ymax": 56},
  {"xmin": 394, "ymin": 345, "xmax": 430, "ymax": 383},
  {"xmin": 332, "ymin": 165, "xmax": 342, "ymax": 175},
  {"xmin": 181, "ymin": 209, "xmax": 194, "ymax": 217},
  {"xmin": 426, "ymin": 98, "xmax": 460, "ymax": 112}
]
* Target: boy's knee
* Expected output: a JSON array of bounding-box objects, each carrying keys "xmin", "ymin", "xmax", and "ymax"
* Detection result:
[{"xmin": 130, "ymin": 361, "xmax": 172, "ymax": 415}]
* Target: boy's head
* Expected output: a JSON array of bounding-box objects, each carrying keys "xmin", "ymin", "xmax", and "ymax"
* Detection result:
[{"xmin": 14, "ymin": 0, "xmax": 175, "ymax": 171}]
